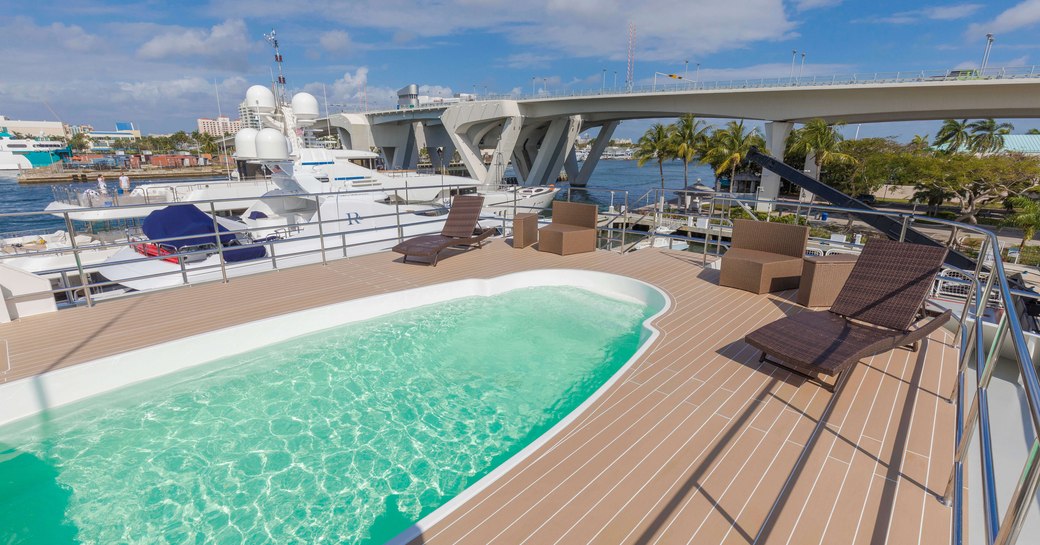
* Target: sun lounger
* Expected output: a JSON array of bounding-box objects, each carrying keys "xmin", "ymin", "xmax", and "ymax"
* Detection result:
[
  {"xmin": 391, "ymin": 195, "xmax": 495, "ymax": 266},
  {"xmin": 744, "ymin": 239, "xmax": 951, "ymax": 391}
]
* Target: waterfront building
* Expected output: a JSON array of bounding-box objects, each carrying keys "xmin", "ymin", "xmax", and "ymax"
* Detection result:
[
  {"xmin": 196, "ymin": 116, "xmax": 241, "ymax": 137},
  {"xmin": 0, "ymin": 115, "xmax": 67, "ymax": 138},
  {"xmin": 238, "ymin": 101, "xmax": 261, "ymax": 129}
]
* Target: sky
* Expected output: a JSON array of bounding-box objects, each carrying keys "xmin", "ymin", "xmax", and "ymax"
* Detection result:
[{"xmin": 5, "ymin": 0, "xmax": 1040, "ymax": 141}]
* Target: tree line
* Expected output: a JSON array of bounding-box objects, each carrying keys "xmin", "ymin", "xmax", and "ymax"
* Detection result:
[
  {"xmin": 633, "ymin": 116, "xmax": 1040, "ymax": 247},
  {"xmin": 65, "ymin": 130, "xmax": 223, "ymax": 155}
]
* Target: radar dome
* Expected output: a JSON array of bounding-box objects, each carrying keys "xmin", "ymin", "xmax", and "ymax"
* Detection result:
[
  {"xmin": 234, "ymin": 128, "xmax": 259, "ymax": 159},
  {"xmin": 245, "ymin": 85, "xmax": 276, "ymax": 114},
  {"xmin": 291, "ymin": 92, "xmax": 319, "ymax": 125},
  {"xmin": 255, "ymin": 128, "xmax": 290, "ymax": 160}
]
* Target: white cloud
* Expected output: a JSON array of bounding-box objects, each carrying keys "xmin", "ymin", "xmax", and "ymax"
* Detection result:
[
  {"xmin": 418, "ymin": 84, "xmax": 453, "ymax": 97},
  {"xmin": 860, "ymin": 4, "xmax": 983, "ymax": 25},
  {"xmin": 968, "ymin": 0, "xmax": 1040, "ymax": 36},
  {"xmin": 138, "ymin": 19, "xmax": 256, "ymax": 70},
  {"xmin": 795, "ymin": 0, "xmax": 841, "ymax": 10},
  {"xmin": 319, "ymin": 30, "xmax": 353, "ymax": 52},
  {"xmin": 206, "ymin": 0, "xmax": 798, "ymax": 62}
]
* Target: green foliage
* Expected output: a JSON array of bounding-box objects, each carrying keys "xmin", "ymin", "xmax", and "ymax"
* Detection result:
[
  {"xmin": 700, "ymin": 120, "xmax": 765, "ymax": 190},
  {"xmin": 633, "ymin": 123, "xmax": 674, "ymax": 189},
  {"xmin": 1004, "ymin": 195, "xmax": 1040, "ymax": 250}
]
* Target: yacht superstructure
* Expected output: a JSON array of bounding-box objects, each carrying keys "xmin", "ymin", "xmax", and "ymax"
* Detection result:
[{"xmin": 0, "ymin": 130, "xmax": 68, "ymax": 170}]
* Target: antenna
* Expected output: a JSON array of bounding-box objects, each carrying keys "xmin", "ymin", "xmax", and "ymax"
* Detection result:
[
  {"xmin": 626, "ymin": 23, "xmax": 636, "ymax": 91},
  {"xmin": 214, "ymin": 79, "xmax": 232, "ymax": 180},
  {"xmin": 264, "ymin": 29, "xmax": 287, "ymax": 102}
]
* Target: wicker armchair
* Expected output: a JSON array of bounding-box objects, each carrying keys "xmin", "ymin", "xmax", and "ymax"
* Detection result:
[
  {"xmin": 719, "ymin": 219, "xmax": 809, "ymax": 294},
  {"xmin": 538, "ymin": 201, "xmax": 598, "ymax": 255}
]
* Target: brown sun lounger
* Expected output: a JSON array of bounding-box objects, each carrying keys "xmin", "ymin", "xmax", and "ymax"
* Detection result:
[
  {"xmin": 391, "ymin": 194, "xmax": 495, "ymax": 266},
  {"xmin": 745, "ymin": 239, "xmax": 951, "ymax": 391}
]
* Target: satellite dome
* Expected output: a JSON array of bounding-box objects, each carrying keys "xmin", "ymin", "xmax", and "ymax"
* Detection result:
[
  {"xmin": 255, "ymin": 128, "xmax": 289, "ymax": 160},
  {"xmin": 291, "ymin": 92, "xmax": 319, "ymax": 125},
  {"xmin": 234, "ymin": 128, "xmax": 259, "ymax": 159},
  {"xmin": 245, "ymin": 85, "xmax": 276, "ymax": 114}
]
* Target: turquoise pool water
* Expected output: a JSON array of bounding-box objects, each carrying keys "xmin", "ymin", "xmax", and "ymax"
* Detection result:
[{"xmin": 0, "ymin": 286, "xmax": 649, "ymax": 544}]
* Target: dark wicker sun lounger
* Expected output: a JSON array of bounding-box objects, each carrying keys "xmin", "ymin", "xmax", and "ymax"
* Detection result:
[
  {"xmin": 391, "ymin": 194, "xmax": 495, "ymax": 266},
  {"xmin": 745, "ymin": 239, "xmax": 952, "ymax": 391}
]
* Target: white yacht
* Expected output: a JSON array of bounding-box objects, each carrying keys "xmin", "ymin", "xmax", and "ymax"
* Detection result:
[
  {"xmin": 235, "ymin": 85, "xmax": 558, "ymax": 217},
  {"xmin": 0, "ymin": 130, "xmax": 68, "ymax": 170},
  {"xmin": 43, "ymin": 177, "xmax": 277, "ymax": 222}
]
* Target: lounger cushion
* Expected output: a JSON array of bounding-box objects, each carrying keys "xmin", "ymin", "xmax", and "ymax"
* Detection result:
[
  {"xmin": 720, "ymin": 248, "xmax": 803, "ymax": 294},
  {"xmin": 539, "ymin": 224, "xmax": 596, "ymax": 255}
]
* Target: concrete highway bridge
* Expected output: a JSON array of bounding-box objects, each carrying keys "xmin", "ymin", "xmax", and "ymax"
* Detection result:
[{"xmin": 323, "ymin": 66, "xmax": 1040, "ymax": 201}]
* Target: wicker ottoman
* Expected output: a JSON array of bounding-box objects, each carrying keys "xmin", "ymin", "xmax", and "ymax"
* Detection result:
[
  {"xmin": 513, "ymin": 213, "xmax": 539, "ymax": 249},
  {"xmin": 797, "ymin": 254, "xmax": 859, "ymax": 307}
]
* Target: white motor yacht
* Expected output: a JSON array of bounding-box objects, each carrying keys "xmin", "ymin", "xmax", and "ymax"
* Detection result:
[{"xmin": 235, "ymin": 84, "xmax": 558, "ymax": 218}]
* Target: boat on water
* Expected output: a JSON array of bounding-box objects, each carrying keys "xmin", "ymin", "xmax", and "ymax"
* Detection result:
[
  {"xmin": 235, "ymin": 84, "xmax": 557, "ymax": 217},
  {"xmin": 0, "ymin": 130, "xmax": 69, "ymax": 170}
]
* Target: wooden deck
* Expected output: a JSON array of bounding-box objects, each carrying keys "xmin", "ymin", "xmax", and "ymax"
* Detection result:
[{"xmin": 0, "ymin": 240, "xmax": 956, "ymax": 544}]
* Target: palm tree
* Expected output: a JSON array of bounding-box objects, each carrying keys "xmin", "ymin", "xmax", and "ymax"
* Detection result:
[
  {"xmin": 1028, "ymin": 128, "xmax": 1040, "ymax": 135},
  {"xmin": 633, "ymin": 123, "xmax": 674, "ymax": 190},
  {"xmin": 933, "ymin": 119, "xmax": 971, "ymax": 154},
  {"xmin": 785, "ymin": 118, "xmax": 856, "ymax": 180},
  {"xmin": 700, "ymin": 120, "xmax": 764, "ymax": 191},
  {"xmin": 968, "ymin": 118, "xmax": 1014, "ymax": 154},
  {"xmin": 1004, "ymin": 195, "xmax": 1040, "ymax": 251},
  {"xmin": 909, "ymin": 134, "xmax": 931, "ymax": 154},
  {"xmin": 670, "ymin": 115, "xmax": 710, "ymax": 189}
]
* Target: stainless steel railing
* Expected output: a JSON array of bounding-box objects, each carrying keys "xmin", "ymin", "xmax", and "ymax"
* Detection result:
[{"xmin": 0, "ymin": 182, "xmax": 550, "ymax": 308}]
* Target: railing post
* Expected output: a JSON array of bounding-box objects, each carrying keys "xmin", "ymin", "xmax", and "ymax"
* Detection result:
[
  {"xmin": 394, "ymin": 191, "xmax": 404, "ymax": 243},
  {"xmin": 994, "ymin": 440, "xmax": 1040, "ymax": 545},
  {"xmin": 179, "ymin": 256, "xmax": 189, "ymax": 285},
  {"xmin": 314, "ymin": 195, "xmax": 327, "ymax": 266},
  {"xmin": 209, "ymin": 202, "xmax": 228, "ymax": 283},
  {"xmin": 620, "ymin": 192, "xmax": 628, "ymax": 254},
  {"xmin": 63, "ymin": 212, "xmax": 93, "ymax": 307}
]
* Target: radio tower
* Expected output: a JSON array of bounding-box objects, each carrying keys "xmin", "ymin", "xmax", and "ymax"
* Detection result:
[
  {"xmin": 626, "ymin": 23, "xmax": 636, "ymax": 91},
  {"xmin": 264, "ymin": 29, "xmax": 287, "ymax": 102}
]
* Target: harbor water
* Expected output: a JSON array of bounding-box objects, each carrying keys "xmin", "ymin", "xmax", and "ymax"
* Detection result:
[{"xmin": 0, "ymin": 160, "xmax": 719, "ymax": 234}]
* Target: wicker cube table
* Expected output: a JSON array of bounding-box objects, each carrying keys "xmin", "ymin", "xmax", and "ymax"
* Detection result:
[
  {"xmin": 797, "ymin": 254, "xmax": 859, "ymax": 307},
  {"xmin": 513, "ymin": 213, "xmax": 539, "ymax": 249}
]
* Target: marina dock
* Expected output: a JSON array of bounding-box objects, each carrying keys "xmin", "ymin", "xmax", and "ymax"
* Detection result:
[{"xmin": 16, "ymin": 167, "xmax": 234, "ymax": 184}]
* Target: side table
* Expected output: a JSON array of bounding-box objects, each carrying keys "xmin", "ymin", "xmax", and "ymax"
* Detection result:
[
  {"xmin": 513, "ymin": 213, "xmax": 539, "ymax": 249},
  {"xmin": 797, "ymin": 254, "xmax": 859, "ymax": 307}
]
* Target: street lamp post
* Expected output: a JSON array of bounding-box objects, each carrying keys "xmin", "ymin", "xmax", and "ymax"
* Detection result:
[
  {"xmin": 790, "ymin": 49, "xmax": 797, "ymax": 83},
  {"xmin": 981, "ymin": 33, "xmax": 995, "ymax": 72},
  {"xmin": 602, "ymin": 68, "xmax": 606, "ymax": 92},
  {"xmin": 695, "ymin": 63, "xmax": 700, "ymax": 88},
  {"xmin": 531, "ymin": 76, "xmax": 535, "ymax": 95},
  {"xmin": 799, "ymin": 51, "xmax": 806, "ymax": 79},
  {"xmin": 543, "ymin": 77, "xmax": 547, "ymax": 94},
  {"xmin": 614, "ymin": 71, "xmax": 618, "ymax": 90}
]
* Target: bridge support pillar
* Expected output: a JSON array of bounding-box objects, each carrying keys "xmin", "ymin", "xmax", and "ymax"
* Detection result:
[
  {"xmin": 527, "ymin": 115, "xmax": 582, "ymax": 186},
  {"xmin": 758, "ymin": 121, "xmax": 792, "ymax": 212},
  {"xmin": 328, "ymin": 113, "xmax": 375, "ymax": 152},
  {"xmin": 417, "ymin": 122, "xmax": 457, "ymax": 172},
  {"xmin": 372, "ymin": 123, "xmax": 419, "ymax": 170},
  {"xmin": 566, "ymin": 120, "xmax": 617, "ymax": 187}
]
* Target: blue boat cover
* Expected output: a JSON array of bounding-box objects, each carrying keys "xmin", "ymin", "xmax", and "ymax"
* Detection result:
[{"xmin": 141, "ymin": 205, "xmax": 266, "ymax": 263}]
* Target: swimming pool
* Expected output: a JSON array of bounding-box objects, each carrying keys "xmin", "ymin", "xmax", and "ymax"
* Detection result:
[{"xmin": 0, "ymin": 272, "xmax": 668, "ymax": 544}]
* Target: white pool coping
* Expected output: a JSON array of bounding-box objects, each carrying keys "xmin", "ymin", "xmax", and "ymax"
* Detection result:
[{"xmin": 0, "ymin": 269, "xmax": 671, "ymax": 541}]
